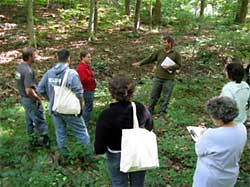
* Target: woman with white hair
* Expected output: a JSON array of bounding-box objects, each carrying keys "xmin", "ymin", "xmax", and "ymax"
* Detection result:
[{"xmin": 193, "ymin": 96, "xmax": 247, "ymax": 187}]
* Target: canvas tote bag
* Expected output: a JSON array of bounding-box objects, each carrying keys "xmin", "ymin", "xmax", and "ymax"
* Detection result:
[
  {"xmin": 120, "ymin": 102, "xmax": 159, "ymax": 172},
  {"xmin": 52, "ymin": 69, "xmax": 81, "ymax": 115}
]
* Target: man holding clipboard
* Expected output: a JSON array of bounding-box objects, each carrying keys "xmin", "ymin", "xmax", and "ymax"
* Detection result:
[{"xmin": 133, "ymin": 34, "xmax": 181, "ymax": 117}]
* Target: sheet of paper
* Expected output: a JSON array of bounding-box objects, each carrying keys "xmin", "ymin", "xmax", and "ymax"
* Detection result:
[{"xmin": 161, "ymin": 57, "xmax": 176, "ymax": 67}]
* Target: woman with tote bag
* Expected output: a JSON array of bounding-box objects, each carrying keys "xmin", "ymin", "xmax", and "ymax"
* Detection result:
[{"xmin": 94, "ymin": 74, "xmax": 154, "ymax": 187}]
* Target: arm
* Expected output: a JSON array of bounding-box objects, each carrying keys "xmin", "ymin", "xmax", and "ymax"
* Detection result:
[
  {"xmin": 37, "ymin": 73, "xmax": 48, "ymax": 98},
  {"xmin": 77, "ymin": 65, "xmax": 87, "ymax": 85},
  {"xmin": 167, "ymin": 51, "xmax": 181, "ymax": 71},
  {"xmin": 25, "ymin": 87, "xmax": 42, "ymax": 106},
  {"xmin": 195, "ymin": 131, "xmax": 213, "ymax": 157},
  {"xmin": 144, "ymin": 109, "xmax": 153, "ymax": 131},
  {"xmin": 137, "ymin": 103, "xmax": 153, "ymax": 131},
  {"xmin": 133, "ymin": 51, "xmax": 158, "ymax": 67},
  {"xmin": 68, "ymin": 70, "xmax": 84, "ymax": 110},
  {"xmin": 23, "ymin": 69, "xmax": 41, "ymax": 106}
]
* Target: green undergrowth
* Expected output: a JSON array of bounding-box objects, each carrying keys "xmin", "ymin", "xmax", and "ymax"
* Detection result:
[{"xmin": 1, "ymin": 76, "xmax": 249, "ymax": 187}]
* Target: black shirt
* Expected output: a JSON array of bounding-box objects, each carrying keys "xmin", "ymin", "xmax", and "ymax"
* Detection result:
[{"xmin": 94, "ymin": 101, "xmax": 153, "ymax": 154}]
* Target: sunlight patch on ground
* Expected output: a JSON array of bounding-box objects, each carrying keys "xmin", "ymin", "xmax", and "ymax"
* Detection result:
[
  {"xmin": 36, "ymin": 54, "xmax": 54, "ymax": 62},
  {"xmin": 0, "ymin": 49, "xmax": 56, "ymax": 64},
  {"xmin": 0, "ymin": 50, "xmax": 21, "ymax": 64},
  {"xmin": 1, "ymin": 23, "xmax": 17, "ymax": 30},
  {"xmin": 69, "ymin": 40, "xmax": 88, "ymax": 48}
]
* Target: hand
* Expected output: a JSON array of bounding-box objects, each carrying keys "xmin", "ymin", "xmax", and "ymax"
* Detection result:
[
  {"xmin": 132, "ymin": 62, "xmax": 140, "ymax": 67},
  {"xmin": 198, "ymin": 125, "xmax": 207, "ymax": 135},
  {"xmin": 35, "ymin": 98, "xmax": 42, "ymax": 107},
  {"xmin": 162, "ymin": 65, "xmax": 169, "ymax": 70}
]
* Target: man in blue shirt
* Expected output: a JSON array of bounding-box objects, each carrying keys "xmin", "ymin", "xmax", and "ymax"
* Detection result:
[{"xmin": 37, "ymin": 49, "xmax": 90, "ymax": 158}]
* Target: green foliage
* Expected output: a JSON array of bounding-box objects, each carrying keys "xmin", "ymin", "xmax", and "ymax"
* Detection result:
[
  {"xmin": 1, "ymin": 0, "xmax": 250, "ymax": 186},
  {"xmin": 170, "ymin": 11, "xmax": 199, "ymax": 33},
  {"xmin": 1, "ymin": 73, "xmax": 250, "ymax": 187},
  {"xmin": 214, "ymin": 27, "xmax": 250, "ymax": 58}
]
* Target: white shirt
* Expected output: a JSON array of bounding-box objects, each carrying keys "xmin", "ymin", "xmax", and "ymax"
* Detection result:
[
  {"xmin": 221, "ymin": 81, "xmax": 250, "ymax": 123},
  {"xmin": 193, "ymin": 123, "xmax": 247, "ymax": 187}
]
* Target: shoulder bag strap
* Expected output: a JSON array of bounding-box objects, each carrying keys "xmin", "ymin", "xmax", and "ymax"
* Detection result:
[
  {"xmin": 57, "ymin": 69, "xmax": 69, "ymax": 101},
  {"xmin": 131, "ymin": 102, "xmax": 139, "ymax": 129},
  {"xmin": 61, "ymin": 68, "xmax": 69, "ymax": 88}
]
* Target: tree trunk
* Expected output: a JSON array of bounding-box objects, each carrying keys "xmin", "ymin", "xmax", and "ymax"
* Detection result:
[
  {"xmin": 27, "ymin": 0, "xmax": 37, "ymax": 48},
  {"xmin": 149, "ymin": 0, "xmax": 153, "ymax": 31},
  {"xmin": 94, "ymin": 0, "xmax": 98, "ymax": 31},
  {"xmin": 200, "ymin": 0, "xmax": 206, "ymax": 17},
  {"xmin": 125, "ymin": 0, "xmax": 130, "ymax": 16},
  {"xmin": 88, "ymin": 0, "xmax": 98, "ymax": 41},
  {"xmin": 154, "ymin": 0, "xmax": 161, "ymax": 27},
  {"xmin": 235, "ymin": 0, "xmax": 249, "ymax": 23},
  {"xmin": 134, "ymin": 0, "xmax": 142, "ymax": 33}
]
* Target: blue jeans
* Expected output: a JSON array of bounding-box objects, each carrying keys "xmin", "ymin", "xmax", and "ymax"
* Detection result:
[
  {"xmin": 106, "ymin": 151, "xmax": 146, "ymax": 187},
  {"xmin": 20, "ymin": 97, "xmax": 48, "ymax": 135},
  {"xmin": 51, "ymin": 113, "xmax": 90, "ymax": 154},
  {"xmin": 83, "ymin": 90, "xmax": 95, "ymax": 123}
]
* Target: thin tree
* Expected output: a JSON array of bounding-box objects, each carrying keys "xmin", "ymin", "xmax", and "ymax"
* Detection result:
[
  {"xmin": 27, "ymin": 0, "xmax": 37, "ymax": 48},
  {"xmin": 154, "ymin": 0, "xmax": 161, "ymax": 29},
  {"xmin": 235, "ymin": 0, "xmax": 249, "ymax": 23},
  {"xmin": 94, "ymin": 0, "xmax": 98, "ymax": 31},
  {"xmin": 125, "ymin": 0, "xmax": 130, "ymax": 17},
  {"xmin": 134, "ymin": 0, "xmax": 142, "ymax": 33},
  {"xmin": 88, "ymin": 0, "xmax": 98, "ymax": 41},
  {"xmin": 200, "ymin": 0, "xmax": 206, "ymax": 17},
  {"xmin": 149, "ymin": 0, "xmax": 153, "ymax": 31}
]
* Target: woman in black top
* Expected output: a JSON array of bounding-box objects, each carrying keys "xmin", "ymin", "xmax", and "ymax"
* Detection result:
[{"xmin": 94, "ymin": 74, "xmax": 153, "ymax": 187}]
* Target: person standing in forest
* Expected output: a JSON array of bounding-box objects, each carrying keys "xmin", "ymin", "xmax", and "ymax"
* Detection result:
[
  {"xmin": 37, "ymin": 49, "xmax": 90, "ymax": 158},
  {"xmin": 94, "ymin": 74, "xmax": 153, "ymax": 187},
  {"xmin": 133, "ymin": 34, "xmax": 181, "ymax": 117},
  {"xmin": 76, "ymin": 51, "xmax": 96, "ymax": 124},
  {"xmin": 221, "ymin": 61, "xmax": 250, "ymax": 124},
  {"xmin": 15, "ymin": 47, "xmax": 50, "ymax": 149}
]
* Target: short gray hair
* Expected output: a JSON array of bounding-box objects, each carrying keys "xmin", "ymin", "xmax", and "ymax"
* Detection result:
[{"xmin": 206, "ymin": 96, "xmax": 239, "ymax": 123}]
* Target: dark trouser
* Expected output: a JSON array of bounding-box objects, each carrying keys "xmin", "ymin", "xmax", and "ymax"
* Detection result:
[
  {"xmin": 148, "ymin": 77, "xmax": 175, "ymax": 113},
  {"xmin": 83, "ymin": 90, "xmax": 94, "ymax": 123},
  {"xmin": 106, "ymin": 151, "xmax": 146, "ymax": 187}
]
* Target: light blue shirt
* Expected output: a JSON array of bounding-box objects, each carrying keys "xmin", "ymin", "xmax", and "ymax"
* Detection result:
[
  {"xmin": 221, "ymin": 81, "xmax": 250, "ymax": 123},
  {"xmin": 193, "ymin": 123, "xmax": 247, "ymax": 187},
  {"xmin": 37, "ymin": 63, "xmax": 83, "ymax": 113}
]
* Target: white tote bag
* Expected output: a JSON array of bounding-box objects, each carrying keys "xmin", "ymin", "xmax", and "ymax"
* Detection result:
[
  {"xmin": 52, "ymin": 69, "xmax": 81, "ymax": 115},
  {"xmin": 120, "ymin": 102, "xmax": 159, "ymax": 173}
]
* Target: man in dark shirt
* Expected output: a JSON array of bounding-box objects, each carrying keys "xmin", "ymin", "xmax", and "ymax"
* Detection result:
[
  {"xmin": 15, "ymin": 47, "xmax": 50, "ymax": 148},
  {"xmin": 133, "ymin": 34, "xmax": 181, "ymax": 116}
]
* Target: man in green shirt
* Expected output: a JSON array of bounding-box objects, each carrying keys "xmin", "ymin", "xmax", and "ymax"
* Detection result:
[{"xmin": 133, "ymin": 35, "xmax": 181, "ymax": 116}]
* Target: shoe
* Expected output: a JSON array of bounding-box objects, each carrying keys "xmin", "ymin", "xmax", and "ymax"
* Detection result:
[{"xmin": 42, "ymin": 134, "xmax": 51, "ymax": 149}]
